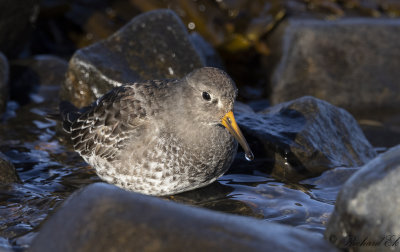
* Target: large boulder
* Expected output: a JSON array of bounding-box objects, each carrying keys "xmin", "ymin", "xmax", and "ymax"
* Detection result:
[
  {"xmin": 325, "ymin": 145, "xmax": 400, "ymax": 251},
  {"xmin": 0, "ymin": 0, "xmax": 39, "ymax": 58},
  {"xmin": 235, "ymin": 96, "xmax": 376, "ymax": 180},
  {"xmin": 267, "ymin": 18, "xmax": 400, "ymax": 116},
  {"xmin": 31, "ymin": 183, "xmax": 337, "ymax": 252},
  {"xmin": 61, "ymin": 9, "xmax": 211, "ymax": 107}
]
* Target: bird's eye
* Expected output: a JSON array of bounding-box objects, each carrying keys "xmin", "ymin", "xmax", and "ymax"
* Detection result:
[{"xmin": 202, "ymin": 92, "xmax": 211, "ymax": 101}]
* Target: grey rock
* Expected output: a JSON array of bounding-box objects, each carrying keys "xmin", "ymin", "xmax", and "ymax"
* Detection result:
[
  {"xmin": 325, "ymin": 145, "xmax": 400, "ymax": 251},
  {"xmin": 31, "ymin": 183, "xmax": 337, "ymax": 252},
  {"xmin": 267, "ymin": 18, "xmax": 400, "ymax": 116},
  {"xmin": 0, "ymin": 152, "xmax": 19, "ymax": 184},
  {"xmin": 235, "ymin": 96, "xmax": 376, "ymax": 180},
  {"xmin": 0, "ymin": 52, "xmax": 8, "ymax": 115},
  {"xmin": 0, "ymin": 0, "xmax": 39, "ymax": 58},
  {"xmin": 61, "ymin": 9, "xmax": 206, "ymax": 107}
]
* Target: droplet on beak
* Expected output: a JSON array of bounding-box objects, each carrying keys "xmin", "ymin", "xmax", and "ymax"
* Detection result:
[{"xmin": 221, "ymin": 111, "xmax": 254, "ymax": 161}]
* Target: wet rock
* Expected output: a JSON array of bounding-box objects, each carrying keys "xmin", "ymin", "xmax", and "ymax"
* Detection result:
[
  {"xmin": 10, "ymin": 55, "xmax": 68, "ymax": 105},
  {"xmin": 0, "ymin": 152, "xmax": 19, "ymax": 184},
  {"xmin": 61, "ymin": 9, "xmax": 206, "ymax": 107},
  {"xmin": 0, "ymin": 52, "xmax": 8, "ymax": 115},
  {"xmin": 31, "ymin": 183, "xmax": 337, "ymax": 252},
  {"xmin": 267, "ymin": 18, "xmax": 400, "ymax": 116},
  {"xmin": 325, "ymin": 145, "xmax": 400, "ymax": 251},
  {"xmin": 0, "ymin": 0, "xmax": 39, "ymax": 58},
  {"xmin": 235, "ymin": 96, "xmax": 376, "ymax": 180}
]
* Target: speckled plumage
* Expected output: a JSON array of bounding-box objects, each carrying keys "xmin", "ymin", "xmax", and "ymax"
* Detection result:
[{"xmin": 60, "ymin": 67, "xmax": 251, "ymax": 196}]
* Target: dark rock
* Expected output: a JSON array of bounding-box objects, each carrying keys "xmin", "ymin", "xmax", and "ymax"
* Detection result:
[
  {"xmin": 267, "ymin": 18, "xmax": 400, "ymax": 116},
  {"xmin": 0, "ymin": 52, "xmax": 8, "ymax": 115},
  {"xmin": 325, "ymin": 145, "xmax": 400, "ymax": 251},
  {"xmin": 30, "ymin": 183, "xmax": 336, "ymax": 252},
  {"xmin": 0, "ymin": 0, "xmax": 39, "ymax": 58},
  {"xmin": 235, "ymin": 96, "xmax": 376, "ymax": 180},
  {"xmin": 0, "ymin": 152, "xmax": 19, "ymax": 184},
  {"xmin": 10, "ymin": 55, "xmax": 68, "ymax": 105},
  {"xmin": 61, "ymin": 9, "xmax": 207, "ymax": 107}
]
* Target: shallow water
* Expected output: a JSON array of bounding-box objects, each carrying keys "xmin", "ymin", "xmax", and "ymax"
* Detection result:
[{"xmin": 0, "ymin": 85, "xmax": 350, "ymax": 250}]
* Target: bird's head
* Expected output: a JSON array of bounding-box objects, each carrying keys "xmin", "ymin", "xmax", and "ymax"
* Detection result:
[{"xmin": 181, "ymin": 67, "xmax": 254, "ymax": 161}]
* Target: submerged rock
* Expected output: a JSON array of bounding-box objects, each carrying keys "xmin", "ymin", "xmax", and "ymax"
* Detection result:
[
  {"xmin": 0, "ymin": 52, "xmax": 8, "ymax": 115},
  {"xmin": 267, "ymin": 18, "xmax": 400, "ymax": 116},
  {"xmin": 31, "ymin": 183, "xmax": 337, "ymax": 252},
  {"xmin": 235, "ymin": 96, "xmax": 376, "ymax": 180},
  {"xmin": 325, "ymin": 145, "xmax": 400, "ymax": 251},
  {"xmin": 0, "ymin": 152, "xmax": 19, "ymax": 184},
  {"xmin": 0, "ymin": 0, "xmax": 39, "ymax": 58},
  {"xmin": 61, "ymin": 9, "xmax": 209, "ymax": 107}
]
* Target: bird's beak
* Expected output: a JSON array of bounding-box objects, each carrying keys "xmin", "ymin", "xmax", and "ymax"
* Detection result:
[{"xmin": 221, "ymin": 111, "xmax": 254, "ymax": 161}]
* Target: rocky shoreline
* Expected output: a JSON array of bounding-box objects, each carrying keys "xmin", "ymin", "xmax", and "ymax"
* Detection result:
[{"xmin": 0, "ymin": 1, "xmax": 399, "ymax": 251}]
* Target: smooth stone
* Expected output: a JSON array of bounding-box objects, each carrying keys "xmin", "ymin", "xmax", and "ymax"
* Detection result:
[
  {"xmin": 30, "ymin": 183, "xmax": 337, "ymax": 252},
  {"xmin": 325, "ymin": 145, "xmax": 400, "ymax": 251},
  {"xmin": 267, "ymin": 18, "xmax": 400, "ymax": 116},
  {"xmin": 10, "ymin": 55, "xmax": 68, "ymax": 105},
  {"xmin": 0, "ymin": 52, "xmax": 8, "ymax": 115},
  {"xmin": 235, "ymin": 96, "xmax": 376, "ymax": 180},
  {"xmin": 61, "ymin": 9, "xmax": 207, "ymax": 107},
  {"xmin": 0, "ymin": 152, "xmax": 19, "ymax": 184},
  {"xmin": 0, "ymin": 0, "xmax": 39, "ymax": 58}
]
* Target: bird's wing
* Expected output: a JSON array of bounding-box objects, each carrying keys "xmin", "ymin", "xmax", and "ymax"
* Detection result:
[{"xmin": 68, "ymin": 84, "xmax": 154, "ymax": 161}]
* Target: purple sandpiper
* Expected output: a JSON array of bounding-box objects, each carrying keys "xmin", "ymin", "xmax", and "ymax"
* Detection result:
[{"xmin": 59, "ymin": 67, "xmax": 253, "ymax": 195}]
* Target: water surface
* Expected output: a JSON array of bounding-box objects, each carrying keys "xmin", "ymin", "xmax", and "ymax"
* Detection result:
[{"xmin": 0, "ymin": 85, "xmax": 342, "ymax": 250}]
